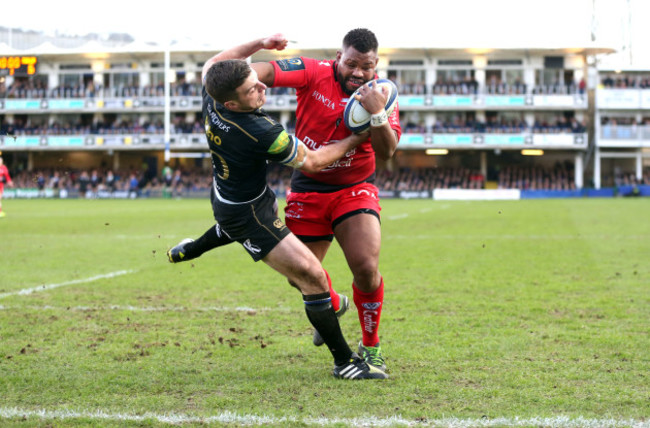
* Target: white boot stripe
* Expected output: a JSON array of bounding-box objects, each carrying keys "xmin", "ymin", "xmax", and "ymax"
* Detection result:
[
  {"xmin": 346, "ymin": 368, "xmax": 361, "ymax": 379},
  {"xmin": 339, "ymin": 365, "xmax": 355, "ymax": 376}
]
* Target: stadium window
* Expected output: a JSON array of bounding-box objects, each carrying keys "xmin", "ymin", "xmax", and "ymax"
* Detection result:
[
  {"xmin": 438, "ymin": 59, "xmax": 473, "ymax": 66},
  {"xmin": 536, "ymin": 69, "xmax": 562, "ymax": 86},
  {"xmin": 387, "ymin": 68, "xmax": 426, "ymax": 95},
  {"xmin": 109, "ymin": 63, "xmax": 134, "ymax": 70},
  {"xmin": 487, "ymin": 59, "xmax": 523, "ymax": 66},
  {"xmin": 59, "ymin": 64, "xmax": 92, "ymax": 70},
  {"xmin": 151, "ymin": 62, "xmax": 184, "ymax": 69},
  {"xmin": 388, "ymin": 60, "xmax": 424, "ymax": 66},
  {"xmin": 149, "ymin": 72, "xmax": 165, "ymax": 87},
  {"xmin": 112, "ymin": 72, "xmax": 139, "ymax": 88},
  {"xmin": 544, "ymin": 56, "xmax": 564, "ymax": 69},
  {"xmin": 505, "ymin": 69, "xmax": 524, "ymax": 85}
]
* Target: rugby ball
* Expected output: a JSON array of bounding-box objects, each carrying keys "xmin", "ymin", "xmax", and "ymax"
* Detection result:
[{"xmin": 343, "ymin": 78, "xmax": 398, "ymax": 133}]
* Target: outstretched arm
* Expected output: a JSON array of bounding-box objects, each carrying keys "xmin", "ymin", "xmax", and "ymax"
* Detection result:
[
  {"xmin": 201, "ymin": 34, "xmax": 287, "ymax": 84},
  {"xmin": 284, "ymin": 133, "xmax": 368, "ymax": 174}
]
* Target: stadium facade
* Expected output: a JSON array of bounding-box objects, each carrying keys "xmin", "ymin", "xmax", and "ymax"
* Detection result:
[{"xmin": 1, "ymin": 31, "xmax": 649, "ymax": 198}]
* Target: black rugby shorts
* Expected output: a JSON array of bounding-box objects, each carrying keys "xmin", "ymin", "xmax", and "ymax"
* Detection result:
[{"xmin": 212, "ymin": 187, "xmax": 291, "ymax": 261}]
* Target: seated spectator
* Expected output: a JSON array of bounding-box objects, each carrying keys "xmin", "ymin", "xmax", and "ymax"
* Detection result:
[
  {"xmin": 432, "ymin": 77, "xmax": 478, "ymax": 95},
  {"xmin": 497, "ymin": 164, "xmax": 576, "ymax": 190}
]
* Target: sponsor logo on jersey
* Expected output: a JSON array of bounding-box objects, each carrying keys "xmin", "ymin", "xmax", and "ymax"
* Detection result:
[
  {"xmin": 311, "ymin": 90, "xmax": 336, "ymax": 110},
  {"xmin": 273, "ymin": 219, "xmax": 285, "ymax": 229},
  {"xmin": 207, "ymin": 106, "xmax": 231, "ymax": 133},
  {"xmin": 268, "ymin": 131, "xmax": 291, "ymax": 154},
  {"xmin": 321, "ymin": 149, "xmax": 356, "ymax": 171},
  {"xmin": 276, "ymin": 58, "xmax": 305, "ymax": 72},
  {"xmin": 302, "ymin": 135, "xmax": 320, "ymax": 150},
  {"xmin": 243, "ymin": 239, "xmax": 261, "ymax": 254},
  {"xmin": 322, "ymin": 158, "xmax": 352, "ymax": 171}
]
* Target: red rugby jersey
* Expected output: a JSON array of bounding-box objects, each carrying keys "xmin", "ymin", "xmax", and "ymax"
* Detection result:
[
  {"xmin": 272, "ymin": 57, "xmax": 401, "ymax": 190},
  {"xmin": 0, "ymin": 164, "xmax": 11, "ymax": 190}
]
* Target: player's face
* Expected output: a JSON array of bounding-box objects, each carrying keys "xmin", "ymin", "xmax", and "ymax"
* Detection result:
[
  {"xmin": 232, "ymin": 69, "xmax": 267, "ymax": 111},
  {"xmin": 336, "ymin": 46, "xmax": 379, "ymax": 95}
]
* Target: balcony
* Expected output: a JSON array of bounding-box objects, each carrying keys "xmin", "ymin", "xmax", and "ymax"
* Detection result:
[{"xmin": 598, "ymin": 125, "xmax": 650, "ymax": 148}]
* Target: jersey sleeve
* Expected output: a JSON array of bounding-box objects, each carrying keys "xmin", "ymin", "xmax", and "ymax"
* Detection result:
[
  {"xmin": 271, "ymin": 57, "xmax": 311, "ymax": 88},
  {"xmin": 260, "ymin": 127, "xmax": 299, "ymax": 165}
]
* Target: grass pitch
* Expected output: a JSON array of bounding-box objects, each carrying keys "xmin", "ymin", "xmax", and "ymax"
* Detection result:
[{"xmin": 0, "ymin": 197, "xmax": 648, "ymax": 427}]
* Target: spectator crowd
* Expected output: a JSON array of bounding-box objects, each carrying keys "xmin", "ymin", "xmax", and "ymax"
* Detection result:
[
  {"xmin": 401, "ymin": 115, "xmax": 586, "ymax": 134},
  {"xmin": 9, "ymin": 166, "xmax": 214, "ymax": 199},
  {"xmin": 1, "ymin": 75, "xmax": 593, "ymax": 99},
  {"xmin": 0, "ymin": 118, "xmax": 203, "ymax": 137},
  {"xmin": 9, "ymin": 162, "xmax": 643, "ymax": 197},
  {"xmin": 496, "ymin": 164, "xmax": 576, "ymax": 191},
  {"xmin": 601, "ymin": 74, "xmax": 650, "ymax": 89}
]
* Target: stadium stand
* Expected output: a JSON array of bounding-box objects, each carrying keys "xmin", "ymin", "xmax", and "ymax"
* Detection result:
[{"xmin": 1, "ymin": 28, "xmax": 648, "ymax": 198}]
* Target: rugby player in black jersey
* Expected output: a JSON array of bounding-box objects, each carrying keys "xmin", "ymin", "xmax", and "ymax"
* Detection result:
[{"xmin": 170, "ymin": 35, "xmax": 387, "ymax": 380}]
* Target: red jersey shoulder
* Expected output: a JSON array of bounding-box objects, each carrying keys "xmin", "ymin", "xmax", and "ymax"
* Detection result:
[
  {"xmin": 274, "ymin": 57, "xmax": 334, "ymax": 77},
  {"xmin": 274, "ymin": 57, "xmax": 307, "ymax": 72},
  {"xmin": 307, "ymin": 58, "xmax": 335, "ymax": 70}
]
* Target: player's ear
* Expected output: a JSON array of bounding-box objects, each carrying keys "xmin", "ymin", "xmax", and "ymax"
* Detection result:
[{"xmin": 224, "ymin": 100, "xmax": 238, "ymax": 110}]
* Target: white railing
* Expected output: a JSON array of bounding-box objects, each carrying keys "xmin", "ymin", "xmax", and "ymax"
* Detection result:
[{"xmin": 600, "ymin": 125, "xmax": 650, "ymax": 142}]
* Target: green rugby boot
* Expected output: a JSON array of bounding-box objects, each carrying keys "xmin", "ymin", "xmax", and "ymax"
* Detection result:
[{"xmin": 358, "ymin": 341, "xmax": 387, "ymax": 372}]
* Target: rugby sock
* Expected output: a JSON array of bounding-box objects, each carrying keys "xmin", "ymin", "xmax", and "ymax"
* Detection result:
[
  {"xmin": 303, "ymin": 292, "xmax": 353, "ymax": 365},
  {"xmin": 186, "ymin": 224, "xmax": 232, "ymax": 259},
  {"xmin": 323, "ymin": 270, "xmax": 341, "ymax": 312},
  {"xmin": 353, "ymin": 277, "xmax": 384, "ymax": 347}
]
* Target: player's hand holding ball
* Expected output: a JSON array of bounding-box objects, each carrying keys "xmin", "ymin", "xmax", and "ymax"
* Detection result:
[{"xmin": 343, "ymin": 79, "xmax": 398, "ymax": 133}]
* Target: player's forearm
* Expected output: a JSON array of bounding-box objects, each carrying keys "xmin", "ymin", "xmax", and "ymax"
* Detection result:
[
  {"xmin": 202, "ymin": 39, "xmax": 265, "ymax": 77},
  {"xmin": 370, "ymin": 127, "xmax": 399, "ymax": 160},
  {"xmin": 301, "ymin": 135, "xmax": 363, "ymax": 173},
  {"xmin": 202, "ymin": 34, "xmax": 287, "ymax": 80},
  {"xmin": 213, "ymin": 39, "xmax": 265, "ymax": 63},
  {"xmin": 304, "ymin": 144, "xmax": 352, "ymax": 172}
]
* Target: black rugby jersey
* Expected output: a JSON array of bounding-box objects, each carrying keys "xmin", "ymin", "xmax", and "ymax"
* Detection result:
[{"xmin": 202, "ymin": 87, "xmax": 297, "ymax": 203}]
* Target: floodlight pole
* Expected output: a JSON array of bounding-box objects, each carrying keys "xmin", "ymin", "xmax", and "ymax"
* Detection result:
[{"xmin": 164, "ymin": 47, "xmax": 171, "ymax": 163}]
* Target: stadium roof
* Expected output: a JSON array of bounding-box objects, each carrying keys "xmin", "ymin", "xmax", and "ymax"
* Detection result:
[{"xmin": 0, "ymin": 38, "xmax": 616, "ymax": 63}]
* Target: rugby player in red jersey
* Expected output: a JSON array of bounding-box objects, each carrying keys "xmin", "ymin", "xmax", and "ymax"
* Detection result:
[
  {"xmin": 169, "ymin": 30, "xmax": 400, "ymax": 372},
  {"xmin": 0, "ymin": 155, "xmax": 14, "ymax": 218}
]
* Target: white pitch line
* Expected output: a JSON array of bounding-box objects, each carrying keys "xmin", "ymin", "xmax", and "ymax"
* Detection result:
[
  {"xmin": 0, "ymin": 304, "xmax": 292, "ymax": 313},
  {"xmin": 387, "ymin": 213, "xmax": 409, "ymax": 220},
  {"xmin": 0, "ymin": 408, "xmax": 647, "ymax": 427},
  {"xmin": 0, "ymin": 270, "xmax": 134, "ymax": 300}
]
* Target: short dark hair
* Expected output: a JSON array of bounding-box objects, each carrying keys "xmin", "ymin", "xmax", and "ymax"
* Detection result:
[
  {"xmin": 204, "ymin": 59, "xmax": 251, "ymax": 104},
  {"xmin": 342, "ymin": 28, "xmax": 378, "ymax": 54}
]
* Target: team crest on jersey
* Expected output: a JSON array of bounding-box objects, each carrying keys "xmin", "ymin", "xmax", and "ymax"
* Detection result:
[
  {"xmin": 268, "ymin": 131, "xmax": 291, "ymax": 154},
  {"xmin": 276, "ymin": 58, "xmax": 305, "ymax": 72}
]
